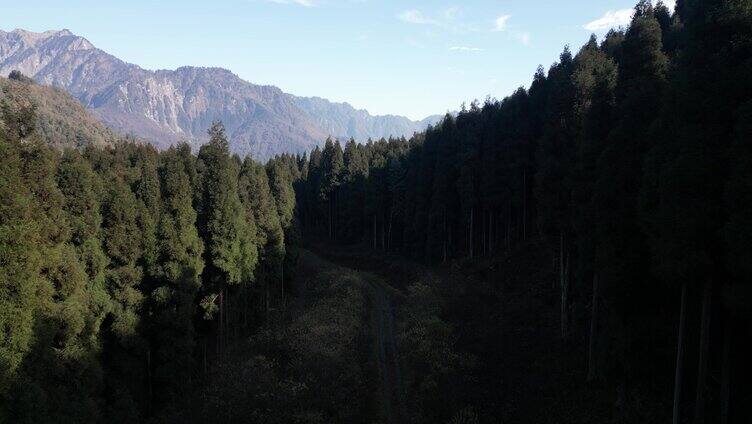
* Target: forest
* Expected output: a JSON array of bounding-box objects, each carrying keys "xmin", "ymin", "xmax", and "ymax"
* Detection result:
[{"xmin": 1, "ymin": 1, "xmax": 751, "ymax": 423}]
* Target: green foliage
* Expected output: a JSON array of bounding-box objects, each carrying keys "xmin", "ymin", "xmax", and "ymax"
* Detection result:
[
  {"xmin": 197, "ymin": 121, "xmax": 258, "ymax": 296},
  {"xmin": 2, "ymin": 1, "xmax": 752, "ymax": 422},
  {"xmin": 291, "ymin": 2, "xmax": 752, "ymax": 422},
  {"xmin": 0, "ymin": 138, "xmax": 40, "ymax": 395},
  {"xmin": 239, "ymin": 158, "xmax": 285, "ymax": 306},
  {"xmin": 147, "ymin": 145, "xmax": 205, "ymax": 412},
  {"xmin": 200, "ymin": 251, "xmax": 372, "ymax": 423},
  {"xmin": 0, "ymin": 76, "xmax": 115, "ymax": 148},
  {"xmin": 0, "ymin": 77, "xmax": 293, "ymax": 421},
  {"xmin": 397, "ymin": 281, "xmax": 467, "ymax": 423}
]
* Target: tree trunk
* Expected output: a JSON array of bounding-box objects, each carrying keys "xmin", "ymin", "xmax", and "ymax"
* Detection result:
[
  {"xmin": 448, "ymin": 220, "xmax": 452, "ymax": 259},
  {"xmin": 482, "ymin": 210, "xmax": 487, "ymax": 257},
  {"xmin": 388, "ymin": 210, "xmax": 394, "ymax": 252},
  {"xmin": 523, "ymin": 168, "xmax": 527, "ymax": 241},
  {"xmin": 587, "ymin": 273, "xmax": 600, "ymax": 381},
  {"xmin": 489, "ymin": 211, "xmax": 493, "ymax": 254},
  {"xmin": 561, "ymin": 249, "xmax": 569, "ymax": 340},
  {"xmin": 553, "ymin": 255, "xmax": 557, "ymax": 288},
  {"xmin": 147, "ymin": 348, "xmax": 152, "ymax": 415},
  {"xmin": 485, "ymin": 211, "xmax": 489, "ymax": 255},
  {"xmin": 693, "ymin": 280, "xmax": 712, "ymax": 424},
  {"xmin": 381, "ymin": 214, "xmax": 386, "ymax": 252},
  {"xmin": 329, "ymin": 197, "xmax": 334, "ymax": 240},
  {"xmin": 443, "ymin": 211, "xmax": 447, "ymax": 263},
  {"xmin": 373, "ymin": 214, "xmax": 377, "ymax": 250},
  {"xmin": 673, "ymin": 282, "xmax": 688, "ymax": 424},
  {"xmin": 720, "ymin": 314, "xmax": 731, "ymax": 424},
  {"xmin": 506, "ymin": 217, "xmax": 510, "ymax": 250},
  {"xmin": 469, "ymin": 207, "xmax": 474, "ymax": 259},
  {"xmin": 218, "ymin": 290, "xmax": 223, "ymax": 359},
  {"xmin": 558, "ymin": 231, "xmax": 564, "ymax": 290},
  {"xmin": 280, "ymin": 266, "xmax": 285, "ymax": 310},
  {"xmin": 226, "ymin": 289, "xmax": 231, "ymax": 344},
  {"xmin": 243, "ymin": 287, "xmax": 248, "ymax": 330}
]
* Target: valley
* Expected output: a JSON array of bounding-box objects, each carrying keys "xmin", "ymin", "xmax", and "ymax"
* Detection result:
[{"xmin": 1, "ymin": 1, "xmax": 751, "ymax": 423}]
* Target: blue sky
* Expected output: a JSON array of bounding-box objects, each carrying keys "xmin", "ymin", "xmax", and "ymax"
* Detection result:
[{"xmin": 1, "ymin": 0, "xmax": 673, "ymax": 120}]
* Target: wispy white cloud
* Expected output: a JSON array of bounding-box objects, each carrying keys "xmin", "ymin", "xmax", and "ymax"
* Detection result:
[
  {"xmin": 490, "ymin": 14, "xmax": 529, "ymax": 45},
  {"xmin": 494, "ymin": 14, "xmax": 511, "ymax": 32},
  {"xmin": 397, "ymin": 7, "xmax": 480, "ymax": 33},
  {"xmin": 267, "ymin": 0, "xmax": 316, "ymax": 6},
  {"xmin": 264, "ymin": 0, "xmax": 371, "ymax": 6},
  {"xmin": 398, "ymin": 9, "xmax": 439, "ymax": 25},
  {"xmin": 516, "ymin": 32, "xmax": 530, "ymax": 46},
  {"xmin": 449, "ymin": 46, "xmax": 484, "ymax": 52},
  {"xmin": 584, "ymin": 9, "xmax": 633, "ymax": 31}
]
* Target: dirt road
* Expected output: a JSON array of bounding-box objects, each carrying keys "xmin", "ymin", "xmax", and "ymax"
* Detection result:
[
  {"xmin": 297, "ymin": 249, "xmax": 404, "ymax": 424},
  {"xmin": 364, "ymin": 274, "xmax": 404, "ymax": 424}
]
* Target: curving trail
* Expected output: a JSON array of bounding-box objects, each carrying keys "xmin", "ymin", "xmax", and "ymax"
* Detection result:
[
  {"xmin": 364, "ymin": 275, "xmax": 405, "ymax": 424},
  {"xmin": 300, "ymin": 248, "xmax": 404, "ymax": 424}
]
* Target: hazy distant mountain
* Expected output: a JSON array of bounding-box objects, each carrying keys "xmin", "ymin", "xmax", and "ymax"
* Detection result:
[
  {"xmin": 0, "ymin": 28, "xmax": 440, "ymax": 159},
  {"xmin": 294, "ymin": 96, "xmax": 444, "ymax": 143}
]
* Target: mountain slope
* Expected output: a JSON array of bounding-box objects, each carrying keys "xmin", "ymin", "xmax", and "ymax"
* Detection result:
[
  {"xmin": 0, "ymin": 74, "xmax": 116, "ymax": 148},
  {"xmin": 0, "ymin": 28, "xmax": 439, "ymax": 159}
]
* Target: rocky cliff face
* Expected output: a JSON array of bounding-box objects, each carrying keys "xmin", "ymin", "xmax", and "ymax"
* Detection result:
[{"xmin": 0, "ymin": 28, "xmax": 439, "ymax": 160}]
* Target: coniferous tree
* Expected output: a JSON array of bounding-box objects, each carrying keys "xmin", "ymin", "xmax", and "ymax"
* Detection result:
[
  {"xmin": 196, "ymin": 121, "xmax": 257, "ymax": 357},
  {"xmin": 534, "ymin": 46, "xmax": 577, "ymax": 340},
  {"xmin": 147, "ymin": 145, "xmax": 204, "ymax": 416},
  {"xmin": 342, "ymin": 139, "xmax": 369, "ymax": 243},
  {"xmin": 593, "ymin": 2, "xmax": 667, "ymax": 390},
  {"xmin": 0, "ymin": 137, "xmax": 40, "ymax": 401},
  {"xmin": 570, "ymin": 35, "xmax": 618, "ymax": 381},
  {"xmin": 318, "ymin": 138, "xmax": 344, "ymax": 240},
  {"xmin": 100, "ymin": 169, "xmax": 147, "ymax": 422},
  {"xmin": 240, "ymin": 158, "xmax": 285, "ymax": 314},
  {"xmin": 267, "ymin": 158, "xmax": 296, "ymax": 233}
]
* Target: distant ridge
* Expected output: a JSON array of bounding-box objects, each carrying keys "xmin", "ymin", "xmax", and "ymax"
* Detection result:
[{"xmin": 0, "ymin": 28, "xmax": 442, "ymax": 159}]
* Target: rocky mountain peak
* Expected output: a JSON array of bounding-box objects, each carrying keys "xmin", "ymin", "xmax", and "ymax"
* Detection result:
[{"xmin": 0, "ymin": 28, "xmax": 441, "ymax": 160}]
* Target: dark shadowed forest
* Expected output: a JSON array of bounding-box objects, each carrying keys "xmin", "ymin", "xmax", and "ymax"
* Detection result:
[{"xmin": 1, "ymin": 1, "xmax": 751, "ymax": 423}]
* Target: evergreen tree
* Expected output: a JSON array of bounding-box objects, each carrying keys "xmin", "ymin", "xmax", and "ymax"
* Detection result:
[
  {"xmin": 593, "ymin": 0, "xmax": 667, "ymax": 392},
  {"xmin": 100, "ymin": 169, "xmax": 147, "ymax": 423},
  {"xmin": 570, "ymin": 35, "xmax": 618, "ymax": 381},
  {"xmin": 196, "ymin": 121, "xmax": 257, "ymax": 358},
  {"xmin": 318, "ymin": 138, "xmax": 344, "ymax": 240},
  {"xmin": 0, "ymin": 137, "xmax": 39, "ymax": 400},
  {"xmin": 147, "ymin": 145, "xmax": 205, "ymax": 416},
  {"xmin": 240, "ymin": 158, "xmax": 285, "ymax": 314},
  {"xmin": 342, "ymin": 139, "xmax": 369, "ymax": 243}
]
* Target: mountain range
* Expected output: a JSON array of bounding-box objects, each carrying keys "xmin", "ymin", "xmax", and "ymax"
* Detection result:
[{"xmin": 0, "ymin": 28, "xmax": 442, "ymax": 159}]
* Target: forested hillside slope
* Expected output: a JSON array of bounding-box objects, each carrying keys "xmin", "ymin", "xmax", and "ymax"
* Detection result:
[
  {"xmin": 0, "ymin": 72, "xmax": 118, "ymax": 149},
  {"xmin": 293, "ymin": 1, "xmax": 752, "ymax": 423},
  {"xmin": 0, "ymin": 82, "xmax": 299, "ymax": 421}
]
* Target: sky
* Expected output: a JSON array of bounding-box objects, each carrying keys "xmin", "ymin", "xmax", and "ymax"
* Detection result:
[{"xmin": 0, "ymin": 0, "xmax": 674, "ymax": 121}]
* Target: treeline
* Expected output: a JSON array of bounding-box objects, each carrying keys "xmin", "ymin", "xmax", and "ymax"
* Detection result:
[
  {"xmin": 295, "ymin": 1, "xmax": 751, "ymax": 422},
  {"xmin": 0, "ymin": 81, "xmax": 301, "ymax": 422}
]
